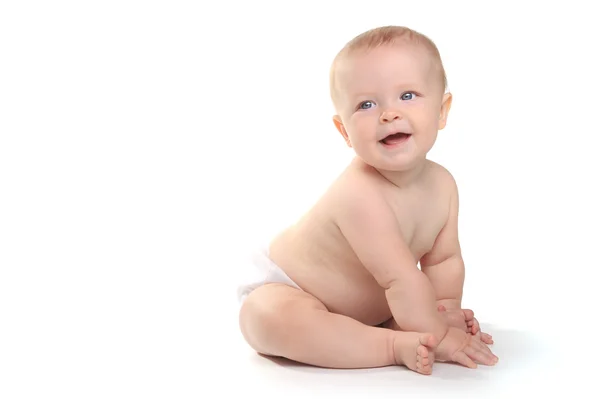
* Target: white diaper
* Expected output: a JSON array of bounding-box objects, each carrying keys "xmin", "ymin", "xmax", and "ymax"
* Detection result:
[{"xmin": 236, "ymin": 243, "xmax": 302, "ymax": 305}]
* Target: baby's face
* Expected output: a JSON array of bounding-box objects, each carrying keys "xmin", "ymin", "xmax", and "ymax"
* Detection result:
[{"xmin": 333, "ymin": 43, "xmax": 451, "ymax": 172}]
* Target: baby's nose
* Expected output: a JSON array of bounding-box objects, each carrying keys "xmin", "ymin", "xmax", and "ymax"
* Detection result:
[{"xmin": 380, "ymin": 110, "xmax": 402, "ymax": 123}]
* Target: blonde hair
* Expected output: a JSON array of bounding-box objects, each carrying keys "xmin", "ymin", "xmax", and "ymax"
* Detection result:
[{"xmin": 329, "ymin": 26, "xmax": 448, "ymax": 105}]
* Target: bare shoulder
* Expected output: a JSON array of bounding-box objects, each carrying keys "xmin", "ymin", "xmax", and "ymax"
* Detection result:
[
  {"xmin": 426, "ymin": 160, "xmax": 459, "ymax": 198},
  {"xmin": 328, "ymin": 158, "xmax": 391, "ymax": 219}
]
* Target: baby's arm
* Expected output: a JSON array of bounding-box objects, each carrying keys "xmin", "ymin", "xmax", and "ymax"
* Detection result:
[
  {"xmin": 335, "ymin": 189, "xmax": 449, "ymax": 343},
  {"xmin": 335, "ymin": 183, "xmax": 497, "ymax": 366},
  {"xmin": 419, "ymin": 173, "xmax": 465, "ymax": 310},
  {"xmin": 419, "ymin": 175, "xmax": 492, "ymax": 342}
]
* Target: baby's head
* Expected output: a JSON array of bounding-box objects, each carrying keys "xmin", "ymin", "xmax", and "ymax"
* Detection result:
[{"xmin": 330, "ymin": 26, "xmax": 452, "ymax": 172}]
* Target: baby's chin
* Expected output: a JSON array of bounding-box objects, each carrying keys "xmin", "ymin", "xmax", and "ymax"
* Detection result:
[{"xmin": 363, "ymin": 156, "xmax": 426, "ymax": 174}]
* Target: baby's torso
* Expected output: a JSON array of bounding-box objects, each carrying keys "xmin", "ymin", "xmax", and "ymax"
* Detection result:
[{"xmin": 268, "ymin": 159, "xmax": 451, "ymax": 326}]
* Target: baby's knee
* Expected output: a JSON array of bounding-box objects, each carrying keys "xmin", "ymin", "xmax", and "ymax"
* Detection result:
[
  {"xmin": 238, "ymin": 284, "xmax": 299, "ymax": 353},
  {"xmin": 240, "ymin": 284, "xmax": 294, "ymax": 328}
]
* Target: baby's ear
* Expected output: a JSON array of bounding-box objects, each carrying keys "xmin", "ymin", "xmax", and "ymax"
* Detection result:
[
  {"xmin": 333, "ymin": 115, "xmax": 352, "ymax": 147},
  {"xmin": 438, "ymin": 92, "xmax": 453, "ymax": 130}
]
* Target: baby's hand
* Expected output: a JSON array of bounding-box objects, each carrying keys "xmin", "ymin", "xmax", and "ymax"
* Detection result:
[
  {"xmin": 435, "ymin": 327, "xmax": 498, "ymax": 368},
  {"xmin": 437, "ymin": 305, "xmax": 493, "ymax": 345}
]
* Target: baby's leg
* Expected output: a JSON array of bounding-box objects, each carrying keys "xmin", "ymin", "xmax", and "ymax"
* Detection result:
[{"xmin": 239, "ymin": 283, "xmax": 437, "ymax": 374}]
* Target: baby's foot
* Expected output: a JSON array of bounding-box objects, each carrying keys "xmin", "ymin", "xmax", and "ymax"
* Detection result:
[{"xmin": 392, "ymin": 332, "xmax": 438, "ymax": 375}]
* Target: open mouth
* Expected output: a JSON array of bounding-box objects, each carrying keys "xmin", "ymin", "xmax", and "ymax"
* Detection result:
[{"xmin": 379, "ymin": 132, "xmax": 411, "ymax": 146}]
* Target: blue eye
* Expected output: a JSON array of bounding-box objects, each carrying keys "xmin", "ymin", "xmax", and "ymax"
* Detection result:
[
  {"xmin": 401, "ymin": 92, "xmax": 416, "ymax": 100},
  {"xmin": 359, "ymin": 101, "xmax": 374, "ymax": 110}
]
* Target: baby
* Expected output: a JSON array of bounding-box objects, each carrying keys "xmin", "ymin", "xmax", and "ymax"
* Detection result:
[{"xmin": 237, "ymin": 25, "xmax": 498, "ymax": 375}]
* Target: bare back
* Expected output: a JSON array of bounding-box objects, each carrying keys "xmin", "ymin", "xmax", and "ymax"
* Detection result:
[{"xmin": 268, "ymin": 157, "xmax": 454, "ymax": 326}]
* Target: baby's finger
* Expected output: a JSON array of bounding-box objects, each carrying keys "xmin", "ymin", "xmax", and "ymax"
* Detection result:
[
  {"xmin": 475, "ymin": 340, "xmax": 498, "ymax": 362},
  {"xmin": 481, "ymin": 332, "xmax": 494, "ymax": 344},
  {"xmin": 474, "ymin": 338, "xmax": 494, "ymax": 354},
  {"xmin": 452, "ymin": 351, "xmax": 477, "ymax": 369},
  {"xmin": 464, "ymin": 345, "xmax": 497, "ymax": 366},
  {"xmin": 470, "ymin": 338, "xmax": 495, "ymax": 356}
]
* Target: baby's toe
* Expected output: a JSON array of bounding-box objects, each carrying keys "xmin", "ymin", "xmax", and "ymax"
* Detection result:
[
  {"xmin": 417, "ymin": 345, "xmax": 429, "ymax": 358},
  {"xmin": 416, "ymin": 345, "xmax": 431, "ymax": 366},
  {"xmin": 417, "ymin": 361, "xmax": 432, "ymax": 375},
  {"xmin": 463, "ymin": 309, "xmax": 475, "ymax": 320},
  {"xmin": 419, "ymin": 333, "xmax": 437, "ymax": 348}
]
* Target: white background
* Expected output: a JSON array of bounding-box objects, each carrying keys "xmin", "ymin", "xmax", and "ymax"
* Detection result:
[{"xmin": 1, "ymin": 1, "xmax": 599, "ymax": 397}]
